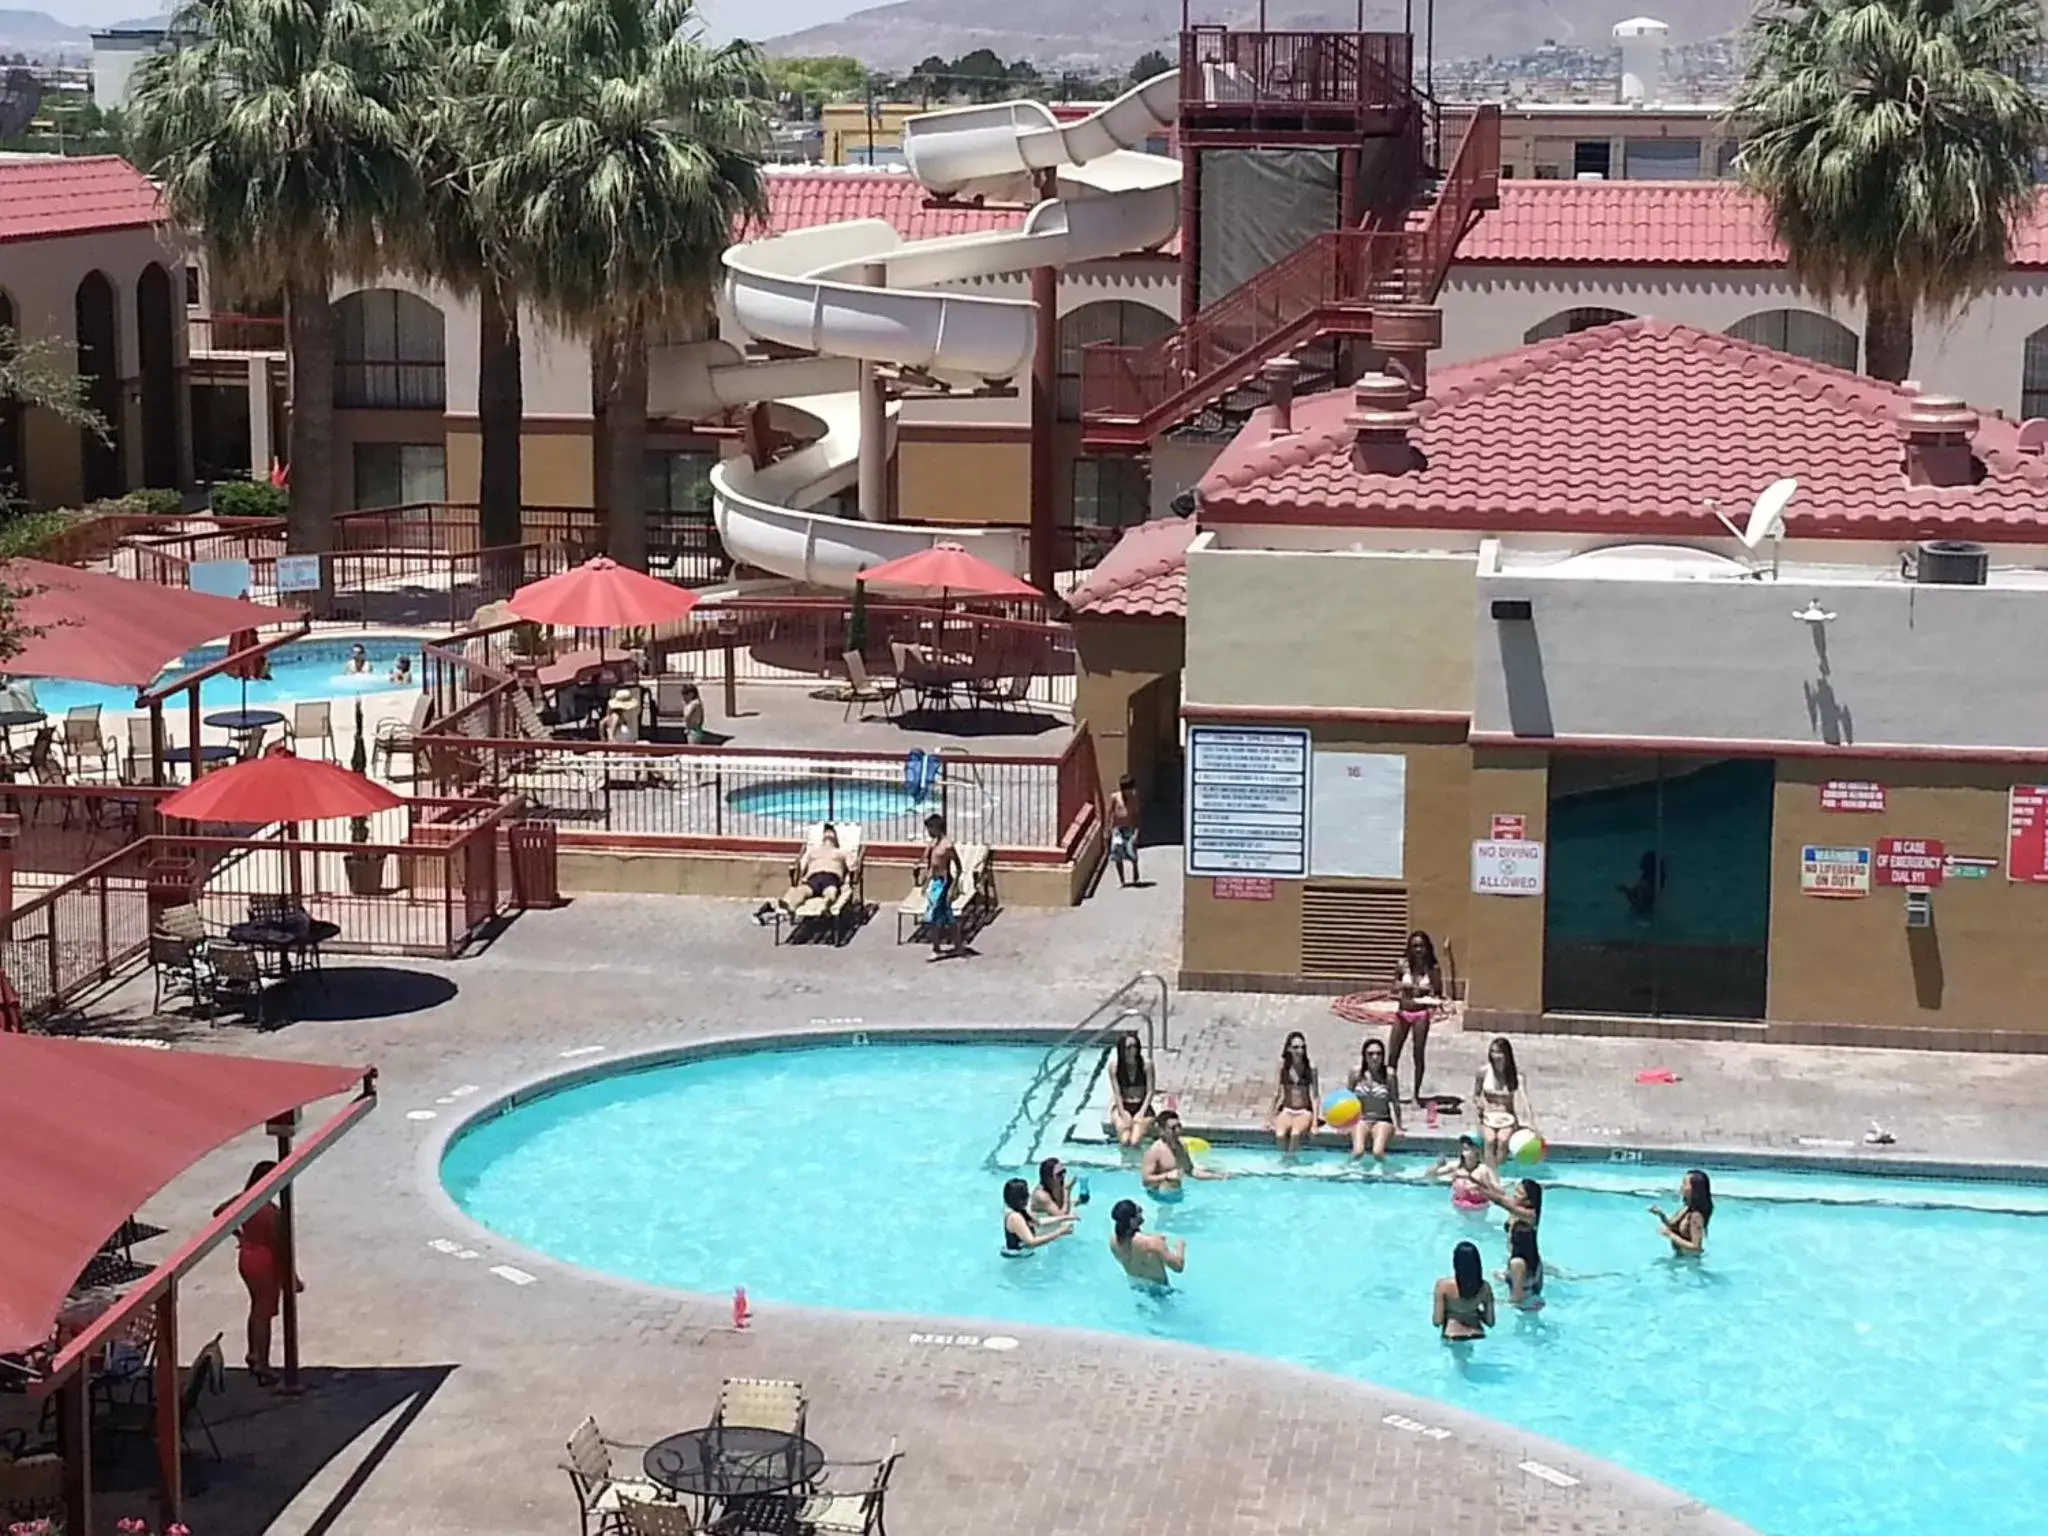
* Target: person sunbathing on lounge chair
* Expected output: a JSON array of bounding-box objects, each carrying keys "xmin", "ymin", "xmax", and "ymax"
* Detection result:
[{"xmin": 758, "ymin": 825, "xmax": 848, "ymax": 920}]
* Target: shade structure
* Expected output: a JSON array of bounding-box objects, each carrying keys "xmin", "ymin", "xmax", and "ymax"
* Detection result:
[
  {"xmin": 856, "ymin": 542, "xmax": 1040, "ymax": 599},
  {"xmin": 506, "ymin": 556, "xmax": 700, "ymax": 630},
  {"xmin": 2, "ymin": 559, "xmax": 296, "ymax": 688},
  {"xmin": 0, "ymin": 1033, "xmax": 369, "ymax": 1355},
  {"xmin": 157, "ymin": 749, "xmax": 400, "ymax": 824}
]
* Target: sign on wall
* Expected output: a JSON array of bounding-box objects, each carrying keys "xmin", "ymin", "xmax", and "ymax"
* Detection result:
[
  {"xmin": 1820, "ymin": 780, "xmax": 1886, "ymax": 813},
  {"xmin": 1186, "ymin": 727, "xmax": 1311, "ymax": 878},
  {"xmin": 1945, "ymin": 855, "xmax": 1998, "ymax": 881},
  {"xmin": 274, "ymin": 554, "xmax": 322, "ymax": 594},
  {"xmin": 2009, "ymin": 786, "xmax": 2048, "ymax": 883},
  {"xmin": 1213, "ymin": 876, "xmax": 1275, "ymax": 901},
  {"xmin": 1800, "ymin": 845, "xmax": 1871, "ymax": 898},
  {"xmin": 1874, "ymin": 837, "xmax": 1946, "ymax": 888},
  {"xmin": 1471, "ymin": 838, "xmax": 1544, "ymax": 896},
  {"xmin": 1490, "ymin": 814, "xmax": 1527, "ymax": 841},
  {"xmin": 1309, "ymin": 751, "xmax": 1406, "ymax": 879}
]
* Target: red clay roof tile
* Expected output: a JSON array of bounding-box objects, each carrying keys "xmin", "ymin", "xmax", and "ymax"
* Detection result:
[
  {"xmin": 1198, "ymin": 319, "xmax": 2048, "ymax": 542},
  {"xmin": 1067, "ymin": 516, "xmax": 1196, "ymax": 618},
  {"xmin": 0, "ymin": 155, "xmax": 163, "ymax": 244},
  {"xmin": 759, "ymin": 167, "xmax": 1023, "ymax": 241}
]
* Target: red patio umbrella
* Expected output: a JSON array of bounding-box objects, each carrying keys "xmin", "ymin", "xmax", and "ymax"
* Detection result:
[
  {"xmin": 158, "ymin": 749, "xmax": 399, "ymax": 824},
  {"xmin": 507, "ymin": 556, "xmax": 700, "ymax": 629},
  {"xmin": 855, "ymin": 542, "xmax": 1039, "ymax": 600}
]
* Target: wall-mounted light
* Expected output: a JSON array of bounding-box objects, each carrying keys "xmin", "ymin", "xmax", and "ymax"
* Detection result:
[
  {"xmin": 1905, "ymin": 889, "xmax": 1933, "ymax": 929},
  {"xmin": 1792, "ymin": 598, "xmax": 1836, "ymax": 626},
  {"xmin": 1491, "ymin": 599, "xmax": 1534, "ymax": 622}
]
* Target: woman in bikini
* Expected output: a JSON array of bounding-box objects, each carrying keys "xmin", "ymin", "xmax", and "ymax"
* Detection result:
[
  {"xmin": 1108, "ymin": 1031, "xmax": 1154, "ymax": 1149},
  {"xmin": 1030, "ymin": 1157, "xmax": 1083, "ymax": 1223},
  {"xmin": 1500, "ymin": 1222, "xmax": 1545, "ymax": 1310},
  {"xmin": 1426, "ymin": 1136, "xmax": 1503, "ymax": 1211},
  {"xmin": 1002, "ymin": 1177, "xmax": 1071, "ymax": 1255},
  {"xmin": 1388, "ymin": 931, "xmax": 1443, "ymax": 1105},
  {"xmin": 1433, "ymin": 1241, "xmax": 1495, "ymax": 1341},
  {"xmin": 1474, "ymin": 1036, "xmax": 1535, "ymax": 1167},
  {"xmin": 1270, "ymin": 1031, "xmax": 1319, "ymax": 1154},
  {"xmin": 1346, "ymin": 1037, "xmax": 1402, "ymax": 1163},
  {"xmin": 1651, "ymin": 1169, "xmax": 1713, "ymax": 1256}
]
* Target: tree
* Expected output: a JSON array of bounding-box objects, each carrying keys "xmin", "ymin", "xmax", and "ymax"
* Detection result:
[
  {"xmin": 765, "ymin": 54, "xmax": 869, "ymax": 111},
  {"xmin": 1732, "ymin": 0, "xmax": 2048, "ymax": 382},
  {"xmin": 129, "ymin": 0, "xmax": 419, "ymax": 592},
  {"xmin": 952, "ymin": 48, "xmax": 1008, "ymax": 102},
  {"xmin": 480, "ymin": 0, "xmax": 769, "ymax": 571},
  {"xmin": 407, "ymin": 0, "xmax": 528, "ymax": 567},
  {"xmin": 1130, "ymin": 49, "xmax": 1171, "ymax": 84}
]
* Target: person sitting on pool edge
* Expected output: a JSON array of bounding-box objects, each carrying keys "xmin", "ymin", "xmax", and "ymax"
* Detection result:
[
  {"xmin": 1141, "ymin": 1110, "xmax": 1227, "ymax": 1197},
  {"xmin": 346, "ymin": 643, "xmax": 371, "ymax": 675},
  {"xmin": 1433, "ymin": 1241, "xmax": 1495, "ymax": 1341},
  {"xmin": 1002, "ymin": 1177, "xmax": 1072, "ymax": 1255},
  {"xmin": 1108, "ymin": 1199, "xmax": 1184, "ymax": 1289}
]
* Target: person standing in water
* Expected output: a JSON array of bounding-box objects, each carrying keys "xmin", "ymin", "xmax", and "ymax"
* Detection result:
[
  {"xmin": 1651, "ymin": 1169, "xmax": 1713, "ymax": 1256},
  {"xmin": 919, "ymin": 813, "xmax": 961, "ymax": 960},
  {"xmin": 1387, "ymin": 931, "xmax": 1443, "ymax": 1105},
  {"xmin": 1433, "ymin": 1241, "xmax": 1495, "ymax": 1340},
  {"xmin": 1142, "ymin": 1110, "xmax": 1227, "ymax": 1195},
  {"xmin": 1029, "ymin": 1157, "xmax": 1084, "ymax": 1223},
  {"xmin": 1106, "ymin": 775, "xmax": 1141, "ymax": 886},
  {"xmin": 1002, "ymin": 1178, "xmax": 1072, "ymax": 1253},
  {"xmin": 1109, "ymin": 1199, "xmax": 1184, "ymax": 1289},
  {"xmin": 1500, "ymin": 1222, "xmax": 1545, "ymax": 1309},
  {"xmin": 1270, "ymin": 1031, "xmax": 1319, "ymax": 1154}
]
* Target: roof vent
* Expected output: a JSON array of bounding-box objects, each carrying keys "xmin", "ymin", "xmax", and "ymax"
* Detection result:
[
  {"xmin": 1910, "ymin": 540, "xmax": 1989, "ymax": 586},
  {"xmin": 1261, "ymin": 355, "xmax": 1300, "ymax": 438},
  {"xmin": 1346, "ymin": 372, "xmax": 1423, "ymax": 477},
  {"xmin": 1897, "ymin": 391, "xmax": 1979, "ymax": 488}
]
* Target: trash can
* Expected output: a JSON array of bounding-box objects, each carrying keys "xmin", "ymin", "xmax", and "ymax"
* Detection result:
[{"xmin": 508, "ymin": 820, "xmax": 561, "ymax": 909}]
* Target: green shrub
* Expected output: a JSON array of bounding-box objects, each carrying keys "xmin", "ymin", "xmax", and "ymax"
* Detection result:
[
  {"xmin": 210, "ymin": 479, "xmax": 287, "ymax": 520},
  {"xmin": 123, "ymin": 487, "xmax": 187, "ymax": 518}
]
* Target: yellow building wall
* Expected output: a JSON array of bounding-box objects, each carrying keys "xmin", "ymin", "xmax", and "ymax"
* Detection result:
[{"xmin": 897, "ymin": 434, "xmax": 1030, "ymax": 525}]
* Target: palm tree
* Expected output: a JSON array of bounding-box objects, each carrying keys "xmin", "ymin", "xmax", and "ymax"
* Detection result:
[
  {"xmin": 129, "ymin": 0, "xmax": 419, "ymax": 580},
  {"xmin": 1732, "ymin": 0, "xmax": 2047, "ymax": 382},
  {"xmin": 477, "ymin": 0, "xmax": 768, "ymax": 570},
  {"xmin": 405, "ymin": 0, "xmax": 527, "ymax": 567}
]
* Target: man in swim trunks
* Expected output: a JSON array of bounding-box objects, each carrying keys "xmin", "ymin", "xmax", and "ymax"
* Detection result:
[
  {"xmin": 1107, "ymin": 774, "xmax": 1140, "ymax": 887},
  {"xmin": 1109, "ymin": 1199, "xmax": 1184, "ymax": 1288},
  {"xmin": 920, "ymin": 812, "xmax": 960, "ymax": 960},
  {"xmin": 765, "ymin": 824, "xmax": 849, "ymax": 918},
  {"xmin": 1141, "ymin": 1110, "xmax": 1226, "ymax": 1194}
]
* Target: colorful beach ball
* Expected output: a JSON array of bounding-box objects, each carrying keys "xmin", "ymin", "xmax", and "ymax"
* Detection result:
[
  {"xmin": 1508, "ymin": 1128, "xmax": 1547, "ymax": 1165},
  {"xmin": 1321, "ymin": 1091, "xmax": 1363, "ymax": 1129}
]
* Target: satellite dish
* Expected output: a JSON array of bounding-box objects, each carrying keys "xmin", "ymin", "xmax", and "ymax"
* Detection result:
[
  {"xmin": 1712, "ymin": 477, "xmax": 1796, "ymax": 579},
  {"xmin": 0, "ymin": 70, "xmax": 43, "ymax": 141}
]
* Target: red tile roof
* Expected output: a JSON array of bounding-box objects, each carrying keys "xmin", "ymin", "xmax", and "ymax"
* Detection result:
[
  {"xmin": 1458, "ymin": 180, "xmax": 2048, "ymax": 269},
  {"xmin": 1198, "ymin": 319, "xmax": 2048, "ymax": 542},
  {"xmin": 758, "ymin": 167, "xmax": 1023, "ymax": 241},
  {"xmin": 1067, "ymin": 516, "xmax": 1196, "ymax": 618},
  {"xmin": 0, "ymin": 155, "xmax": 163, "ymax": 244}
]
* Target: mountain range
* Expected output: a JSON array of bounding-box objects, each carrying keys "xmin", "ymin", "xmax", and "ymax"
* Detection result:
[{"xmin": 764, "ymin": 0, "xmax": 1756, "ymax": 73}]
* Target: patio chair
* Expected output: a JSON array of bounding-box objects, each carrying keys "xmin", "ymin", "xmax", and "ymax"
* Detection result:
[
  {"xmin": 620, "ymin": 1503, "xmax": 697, "ymax": 1536},
  {"xmin": 121, "ymin": 715, "xmax": 158, "ymax": 785},
  {"xmin": 288, "ymin": 699, "xmax": 336, "ymax": 760},
  {"xmin": 770, "ymin": 824, "xmax": 865, "ymax": 946},
  {"xmin": 714, "ymin": 1378, "xmax": 806, "ymax": 1438},
  {"xmin": 513, "ymin": 688, "xmax": 587, "ymax": 743},
  {"xmin": 373, "ymin": 694, "xmax": 435, "ymax": 777},
  {"xmin": 798, "ymin": 1448, "xmax": 901, "ymax": 1536},
  {"xmin": 62, "ymin": 705, "xmax": 114, "ymax": 782},
  {"xmin": 105, "ymin": 1332, "xmax": 224, "ymax": 1462},
  {"xmin": 204, "ymin": 940, "xmax": 270, "ymax": 1025},
  {"xmin": 25, "ymin": 726, "xmax": 65, "ymax": 786},
  {"xmin": 562, "ymin": 1415, "xmax": 668, "ymax": 1536},
  {"xmin": 840, "ymin": 652, "xmax": 899, "ymax": 722},
  {"xmin": 894, "ymin": 843, "xmax": 991, "ymax": 944},
  {"xmin": 149, "ymin": 933, "xmax": 213, "ymax": 1021},
  {"xmin": 971, "ymin": 672, "xmax": 1033, "ymax": 714},
  {"xmin": 159, "ymin": 902, "xmax": 208, "ymax": 945}
]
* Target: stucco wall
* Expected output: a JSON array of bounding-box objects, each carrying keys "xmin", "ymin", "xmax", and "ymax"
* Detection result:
[{"xmin": 1186, "ymin": 546, "xmax": 1478, "ymax": 713}]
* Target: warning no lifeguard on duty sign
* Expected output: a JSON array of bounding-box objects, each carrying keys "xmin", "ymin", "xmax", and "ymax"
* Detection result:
[{"xmin": 1471, "ymin": 839, "xmax": 1545, "ymax": 896}]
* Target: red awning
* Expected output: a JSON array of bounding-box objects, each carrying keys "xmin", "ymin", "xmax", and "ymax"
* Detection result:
[
  {"xmin": 0, "ymin": 1034, "xmax": 370, "ymax": 1356},
  {"xmin": 3, "ymin": 559, "xmax": 296, "ymax": 688}
]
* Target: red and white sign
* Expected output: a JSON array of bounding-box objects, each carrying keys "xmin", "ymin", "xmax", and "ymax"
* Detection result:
[
  {"xmin": 1213, "ymin": 876, "xmax": 1275, "ymax": 901},
  {"xmin": 1490, "ymin": 814, "xmax": 1527, "ymax": 842},
  {"xmin": 2009, "ymin": 786, "xmax": 2048, "ymax": 883},
  {"xmin": 1874, "ymin": 837, "xmax": 1946, "ymax": 888},
  {"xmin": 1820, "ymin": 780, "xmax": 1887, "ymax": 813}
]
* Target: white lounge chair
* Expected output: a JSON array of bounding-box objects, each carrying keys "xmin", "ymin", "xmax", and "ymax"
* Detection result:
[
  {"xmin": 896, "ymin": 842, "xmax": 991, "ymax": 945},
  {"xmin": 770, "ymin": 823, "xmax": 865, "ymax": 945}
]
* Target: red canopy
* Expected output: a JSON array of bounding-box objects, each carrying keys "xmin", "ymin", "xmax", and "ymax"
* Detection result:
[
  {"xmin": 507, "ymin": 556, "xmax": 700, "ymax": 629},
  {"xmin": 157, "ymin": 750, "xmax": 400, "ymax": 823},
  {"xmin": 3, "ymin": 559, "xmax": 296, "ymax": 688},
  {"xmin": 856, "ymin": 542, "xmax": 1039, "ymax": 599},
  {"xmin": 0, "ymin": 1034, "xmax": 369, "ymax": 1355}
]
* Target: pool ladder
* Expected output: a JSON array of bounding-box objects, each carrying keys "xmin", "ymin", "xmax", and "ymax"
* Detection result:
[{"xmin": 980, "ymin": 971, "xmax": 1171, "ymax": 1171}]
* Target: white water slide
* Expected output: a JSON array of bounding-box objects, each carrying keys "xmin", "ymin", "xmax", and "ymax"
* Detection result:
[{"xmin": 679, "ymin": 74, "xmax": 1179, "ymax": 590}]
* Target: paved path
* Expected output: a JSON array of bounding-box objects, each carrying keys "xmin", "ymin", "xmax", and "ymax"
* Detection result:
[{"xmin": 47, "ymin": 856, "xmax": 2048, "ymax": 1536}]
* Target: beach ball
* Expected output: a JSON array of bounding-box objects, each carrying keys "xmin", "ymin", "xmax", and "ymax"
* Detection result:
[
  {"xmin": 1508, "ymin": 1129, "xmax": 1547, "ymax": 1166},
  {"xmin": 1321, "ymin": 1091, "xmax": 1363, "ymax": 1129},
  {"xmin": 1181, "ymin": 1136, "xmax": 1212, "ymax": 1158}
]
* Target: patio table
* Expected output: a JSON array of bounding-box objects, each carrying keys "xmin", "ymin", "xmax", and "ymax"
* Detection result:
[
  {"xmin": 645, "ymin": 1425, "xmax": 825, "ymax": 1528},
  {"xmin": 225, "ymin": 917, "xmax": 342, "ymax": 978}
]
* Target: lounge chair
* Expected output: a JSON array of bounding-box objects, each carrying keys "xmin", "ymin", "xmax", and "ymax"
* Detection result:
[
  {"xmin": 840, "ymin": 652, "xmax": 899, "ymax": 722},
  {"xmin": 62, "ymin": 705, "xmax": 113, "ymax": 782},
  {"xmin": 768, "ymin": 824, "xmax": 865, "ymax": 946},
  {"xmin": 895, "ymin": 843, "xmax": 992, "ymax": 945},
  {"xmin": 649, "ymin": 676, "xmax": 703, "ymax": 741},
  {"xmin": 562, "ymin": 1415, "xmax": 669, "ymax": 1536},
  {"xmin": 798, "ymin": 1448, "xmax": 902, "ymax": 1536},
  {"xmin": 288, "ymin": 700, "xmax": 336, "ymax": 760},
  {"xmin": 715, "ymin": 1377, "xmax": 807, "ymax": 1438},
  {"xmin": 373, "ymin": 694, "xmax": 435, "ymax": 777}
]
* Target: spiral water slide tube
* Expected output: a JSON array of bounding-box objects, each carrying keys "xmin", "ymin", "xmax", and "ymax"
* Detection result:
[{"xmin": 694, "ymin": 72, "xmax": 1180, "ymax": 590}]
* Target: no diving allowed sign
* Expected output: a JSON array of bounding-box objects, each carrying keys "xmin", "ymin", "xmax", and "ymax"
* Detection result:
[{"xmin": 1471, "ymin": 838, "xmax": 1544, "ymax": 896}]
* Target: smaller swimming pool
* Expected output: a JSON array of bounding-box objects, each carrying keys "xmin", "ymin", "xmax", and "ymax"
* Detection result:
[
  {"xmin": 726, "ymin": 777, "xmax": 933, "ymax": 827},
  {"xmin": 22, "ymin": 635, "xmax": 421, "ymax": 715}
]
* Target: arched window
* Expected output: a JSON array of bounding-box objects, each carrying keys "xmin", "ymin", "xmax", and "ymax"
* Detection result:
[
  {"xmin": 75, "ymin": 270, "xmax": 123, "ymax": 500},
  {"xmin": 2023, "ymin": 325, "xmax": 2048, "ymax": 420},
  {"xmin": 1058, "ymin": 301, "xmax": 1173, "ymax": 419},
  {"xmin": 1726, "ymin": 309, "xmax": 1859, "ymax": 371},
  {"xmin": 1522, "ymin": 307, "xmax": 1633, "ymax": 345},
  {"xmin": 334, "ymin": 289, "xmax": 446, "ymax": 408}
]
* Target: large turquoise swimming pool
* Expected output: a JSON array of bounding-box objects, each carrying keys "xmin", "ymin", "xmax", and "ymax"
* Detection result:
[
  {"xmin": 440, "ymin": 1040, "xmax": 2048, "ymax": 1536},
  {"xmin": 23, "ymin": 635, "xmax": 419, "ymax": 715}
]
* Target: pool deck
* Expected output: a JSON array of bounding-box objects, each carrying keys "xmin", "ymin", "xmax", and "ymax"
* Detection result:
[{"xmin": 45, "ymin": 847, "xmax": 2048, "ymax": 1536}]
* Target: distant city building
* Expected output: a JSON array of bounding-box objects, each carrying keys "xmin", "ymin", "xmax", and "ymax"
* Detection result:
[{"xmin": 90, "ymin": 27, "xmax": 173, "ymax": 112}]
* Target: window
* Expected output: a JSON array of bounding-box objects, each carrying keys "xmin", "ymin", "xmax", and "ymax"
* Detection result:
[
  {"xmin": 644, "ymin": 449, "xmax": 728, "ymax": 584},
  {"xmin": 2023, "ymin": 325, "xmax": 2048, "ymax": 419},
  {"xmin": 1057, "ymin": 302, "xmax": 1174, "ymax": 420},
  {"xmin": 1725, "ymin": 310, "xmax": 1859, "ymax": 371},
  {"xmin": 1071, "ymin": 455, "xmax": 1150, "ymax": 528},
  {"xmin": 184, "ymin": 265, "xmax": 201, "ymax": 307},
  {"xmin": 334, "ymin": 289, "xmax": 447, "ymax": 409},
  {"xmin": 353, "ymin": 443, "xmax": 446, "ymax": 509},
  {"xmin": 1572, "ymin": 140, "xmax": 1611, "ymax": 179},
  {"xmin": 645, "ymin": 450, "xmax": 717, "ymax": 513},
  {"xmin": 1522, "ymin": 307, "xmax": 1633, "ymax": 344},
  {"xmin": 1622, "ymin": 137, "xmax": 1701, "ymax": 180}
]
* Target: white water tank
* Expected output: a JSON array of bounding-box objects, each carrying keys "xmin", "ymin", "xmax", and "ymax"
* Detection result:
[{"xmin": 1614, "ymin": 17, "xmax": 1669, "ymax": 104}]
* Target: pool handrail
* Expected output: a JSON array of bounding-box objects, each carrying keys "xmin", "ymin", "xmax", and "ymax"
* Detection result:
[{"xmin": 980, "ymin": 970, "xmax": 1171, "ymax": 1170}]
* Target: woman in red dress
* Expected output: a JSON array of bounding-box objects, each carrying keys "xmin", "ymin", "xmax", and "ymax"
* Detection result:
[{"xmin": 214, "ymin": 1161, "xmax": 300, "ymax": 1386}]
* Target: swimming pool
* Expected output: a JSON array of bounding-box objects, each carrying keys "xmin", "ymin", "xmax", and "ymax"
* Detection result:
[
  {"xmin": 724, "ymin": 777, "xmax": 933, "ymax": 827},
  {"xmin": 441, "ymin": 1039, "xmax": 2048, "ymax": 1536},
  {"xmin": 20, "ymin": 635, "xmax": 421, "ymax": 715}
]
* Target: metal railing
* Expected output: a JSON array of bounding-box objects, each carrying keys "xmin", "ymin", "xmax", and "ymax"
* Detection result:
[
  {"xmin": 187, "ymin": 312, "xmax": 287, "ymax": 353},
  {"xmin": 1181, "ymin": 27, "xmax": 1415, "ymax": 114},
  {"xmin": 982, "ymin": 970, "xmax": 1172, "ymax": 1169}
]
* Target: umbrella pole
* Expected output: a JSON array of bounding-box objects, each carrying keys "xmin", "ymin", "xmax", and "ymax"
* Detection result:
[{"xmin": 287, "ymin": 822, "xmax": 303, "ymax": 902}]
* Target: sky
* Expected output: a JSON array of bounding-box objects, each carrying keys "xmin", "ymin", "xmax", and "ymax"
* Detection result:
[{"xmin": 34, "ymin": 0, "xmax": 871, "ymax": 43}]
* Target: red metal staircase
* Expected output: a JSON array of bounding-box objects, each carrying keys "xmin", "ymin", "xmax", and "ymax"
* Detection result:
[{"xmin": 1079, "ymin": 105, "xmax": 1501, "ymax": 449}]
